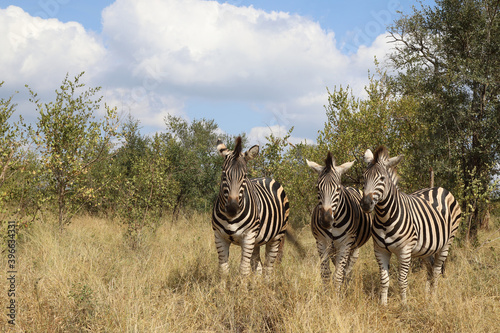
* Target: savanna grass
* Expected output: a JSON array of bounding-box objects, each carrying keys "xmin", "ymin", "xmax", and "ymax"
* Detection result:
[{"xmin": 1, "ymin": 213, "xmax": 499, "ymax": 332}]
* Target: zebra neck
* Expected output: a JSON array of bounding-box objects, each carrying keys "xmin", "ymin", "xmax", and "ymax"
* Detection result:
[
  {"xmin": 375, "ymin": 182, "xmax": 399, "ymax": 221},
  {"xmin": 245, "ymin": 179, "xmax": 259, "ymax": 210},
  {"xmin": 333, "ymin": 186, "xmax": 350, "ymax": 221}
]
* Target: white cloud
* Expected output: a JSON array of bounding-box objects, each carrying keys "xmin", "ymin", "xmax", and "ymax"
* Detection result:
[
  {"xmin": 0, "ymin": 1, "xmax": 396, "ymax": 143},
  {"xmin": 101, "ymin": 0, "xmax": 347, "ymax": 100},
  {"xmin": 0, "ymin": 6, "xmax": 105, "ymax": 89},
  {"xmin": 102, "ymin": 88, "xmax": 187, "ymax": 129},
  {"xmin": 247, "ymin": 124, "xmax": 289, "ymax": 146}
]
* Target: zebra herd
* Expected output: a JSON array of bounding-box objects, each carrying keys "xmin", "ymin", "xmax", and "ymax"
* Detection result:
[{"xmin": 212, "ymin": 137, "xmax": 461, "ymax": 305}]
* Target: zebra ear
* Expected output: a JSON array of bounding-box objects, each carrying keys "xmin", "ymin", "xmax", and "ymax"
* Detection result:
[
  {"xmin": 217, "ymin": 139, "xmax": 229, "ymax": 157},
  {"xmin": 335, "ymin": 160, "xmax": 355, "ymax": 176},
  {"xmin": 244, "ymin": 145, "xmax": 259, "ymax": 161},
  {"xmin": 306, "ymin": 159, "xmax": 324, "ymax": 174},
  {"xmin": 387, "ymin": 155, "xmax": 403, "ymax": 168},
  {"xmin": 364, "ymin": 149, "xmax": 374, "ymax": 165}
]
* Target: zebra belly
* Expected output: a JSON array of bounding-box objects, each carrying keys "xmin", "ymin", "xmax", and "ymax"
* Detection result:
[
  {"xmin": 254, "ymin": 216, "xmax": 284, "ymax": 246},
  {"xmin": 412, "ymin": 232, "xmax": 445, "ymax": 258}
]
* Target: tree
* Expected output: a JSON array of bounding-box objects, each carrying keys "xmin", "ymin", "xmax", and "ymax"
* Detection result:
[
  {"xmin": 117, "ymin": 132, "xmax": 180, "ymax": 248},
  {"xmin": 27, "ymin": 73, "xmax": 119, "ymax": 230},
  {"xmin": 163, "ymin": 115, "xmax": 242, "ymax": 219},
  {"xmin": 249, "ymin": 128, "xmax": 318, "ymax": 227},
  {"xmin": 248, "ymin": 71, "xmax": 424, "ymax": 227},
  {"xmin": 86, "ymin": 115, "xmax": 150, "ymax": 215},
  {"xmin": 0, "ymin": 82, "xmax": 35, "ymax": 223},
  {"xmin": 317, "ymin": 70, "xmax": 424, "ymax": 191},
  {"xmin": 388, "ymin": 0, "xmax": 500, "ymax": 243},
  {"xmin": 0, "ymin": 83, "xmax": 18, "ymax": 191}
]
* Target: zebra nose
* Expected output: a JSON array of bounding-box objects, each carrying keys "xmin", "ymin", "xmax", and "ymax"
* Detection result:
[
  {"xmin": 225, "ymin": 197, "xmax": 239, "ymax": 217},
  {"xmin": 320, "ymin": 207, "xmax": 334, "ymax": 228},
  {"xmin": 361, "ymin": 194, "xmax": 374, "ymax": 213}
]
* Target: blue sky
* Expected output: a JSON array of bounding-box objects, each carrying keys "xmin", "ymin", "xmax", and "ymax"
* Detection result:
[{"xmin": 1, "ymin": 0, "xmax": 431, "ymax": 145}]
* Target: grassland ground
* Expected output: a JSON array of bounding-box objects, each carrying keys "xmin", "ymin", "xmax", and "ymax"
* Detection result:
[{"xmin": 1, "ymin": 213, "xmax": 499, "ymax": 332}]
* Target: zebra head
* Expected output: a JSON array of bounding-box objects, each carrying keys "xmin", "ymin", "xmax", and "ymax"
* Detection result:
[
  {"xmin": 307, "ymin": 152, "xmax": 354, "ymax": 229},
  {"xmin": 361, "ymin": 146, "xmax": 403, "ymax": 213},
  {"xmin": 217, "ymin": 136, "xmax": 259, "ymax": 219}
]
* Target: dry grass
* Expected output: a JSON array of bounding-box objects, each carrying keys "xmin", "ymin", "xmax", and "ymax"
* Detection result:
[{"xmin": 1, "ymin": 213, "xmax": 499, "ymax": 332}]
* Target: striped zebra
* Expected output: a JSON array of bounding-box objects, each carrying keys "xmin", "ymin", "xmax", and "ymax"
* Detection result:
[
  {"xmin": 212, "ymin": 136, "xmax": 289, "ymax": 276},
  {"xmin": 361, "ymin": 146, "xmax": 461, "ymax": 305},
  {"xmin": 307, "ymin": 152, "xmax": 372, "ymax": 291}
]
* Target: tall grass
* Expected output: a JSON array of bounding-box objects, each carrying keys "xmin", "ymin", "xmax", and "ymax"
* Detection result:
[{"xmin": 1, "ymin": 213, "xmax": 499, "ymax": 332}]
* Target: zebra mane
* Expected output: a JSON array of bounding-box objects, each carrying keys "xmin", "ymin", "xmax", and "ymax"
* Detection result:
[
  {"xmin": 373, "ymin": 145, "xmax": 401, "ymax": 185},
  {"xmin": 373, "ymin": 145, "xmax": 389, "ymax": 163},
  {"xmin": 324, "ymin": 151, "xmax": 335, "ymax": 170},
  {"xmin": 232, "ymin": 136, "xmax": 243, "ymax": 158},
  {"xmin": 387, "ymin": 166, "xmax": 400, "ymax": 185}
]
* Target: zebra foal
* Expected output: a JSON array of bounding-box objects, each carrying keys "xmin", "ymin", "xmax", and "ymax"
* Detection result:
[
  {"xmin": 361, "ymin": 146, "xmax": 461, "ymax": 305},
  {"xmin": 212, "ymin": 136, "xmax": 289, "ymax": 276},
  {"xmin": 307, "ymin": 152, "xmax": 372, "ymax": 291}
]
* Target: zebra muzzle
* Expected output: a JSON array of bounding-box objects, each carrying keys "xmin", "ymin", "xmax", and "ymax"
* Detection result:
[
  {"xmin": 320, "ymin": 207, "xmax": 334, "ymax": 228},
  {"xmin": 361, "ymin": 193, "xmax": 374, "ymax": 213},
  {"xmin": 225, "ymin": 198, "xmax": 239, "ymax": 217}
]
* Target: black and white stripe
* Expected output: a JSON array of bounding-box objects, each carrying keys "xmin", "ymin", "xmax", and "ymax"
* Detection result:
[
  {"xmin": 307, "ymin": 152, "xmax": 372, "ymax": 291},
  {"xmin": 212, "ymin": 137, "xmax": 289, "ymax": 276},
  {"xmin": 361, "ymin": 146, "xmax": 461, "ymax": 305}
]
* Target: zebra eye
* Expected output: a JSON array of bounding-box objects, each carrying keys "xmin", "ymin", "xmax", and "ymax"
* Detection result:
[{"xmin": 380, "ymin": 176, "xmax": 386, "ymax": 182}]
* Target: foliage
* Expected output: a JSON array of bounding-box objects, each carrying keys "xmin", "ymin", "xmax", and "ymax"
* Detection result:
[
  {"xmin": 0, "ymin": 82, "xmax": 37, "ymax": 227},
  {"xmin": 163, "ymin": 115, "xmax": 242, "ymax": 218},
  {"xmin": 1, "ymin": 1, "xmax": 498, "ymax": 251},
  {"xmin": 27, "ymin": 72, "xmax": 119, "ymax": 230},
  {"xmin": 388, "ymin": 0, "xmax": 500, "ymax": 242},
  {"xmin": 83, "ymin": 115, "xmax": 150, "ymax": 215},
  {"xmin": 250, "ymin": 129, "xmax": 318, "ymax": 227},
  {"xmin": 118, "ymin": 133, "xmax": 180, "ymax": 248},
  {"xmin": 248, "ymin": 70, "xmax": 425, "ymax": 228},
  {"xmin": 0, "ymin": 83, "xmax": 19, "ymax": 192},
  {"xmin": 5, "ymin": 151, "xmax": 46, "ymax": 228},
  {"xmin": 317, "ymin": 70, "xmax": 425, "ymax": 192}
]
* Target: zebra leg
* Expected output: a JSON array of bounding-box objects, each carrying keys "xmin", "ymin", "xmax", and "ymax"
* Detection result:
[
  {"xmin": 424, "ymin": 256, "xmax": 435, "ymax": 295},
  {"xmin": 374, "ymin": 248, "xmax": 391, "ymax": 305},
  {"xmin": 215, "ymin": 234, "xmax": 231, "ymax": 276},
  {"xmin": 333, "ymin": 246, "xmax": 350, "ymax": 293},
  {"xmin": 316, "ymin": 239, "xmax": 333, "ymax": 283},
  {"xmin": 396, "ymin": 250, "xmax": 412, "ymax": 304},
  {"xmin": 428, "ymin": 243, "xmax": 452, "ymax": 295},
  {"xmin": 344, "ymin": 247, "xmax": 360, "ymax": 283},
  {"xmin": 250, "ymin": 245, "xmax": 262, "ymax": 274},
  {"xmin": 263, "ymin": 237, "xmax": 283, "ymax": 276},
  {"xmin": 275, "ymin": 236, "xmax": 285, "ymax": 264},
  {"xmin": 239, "ymin": 236, "xmax": 257, "ymax": 276}
]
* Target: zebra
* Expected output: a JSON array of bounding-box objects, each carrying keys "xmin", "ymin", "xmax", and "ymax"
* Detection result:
[
  {"xmin": 212, "ymin": 136, "xmax": 290, "ymax": 276},
  {"xmin": 307, "ymin": 152, "xmax": 372, "ymax": 291},
  {"xmin": 361, "ymin": 146, "xmax": 461, "ymax": 305}
]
